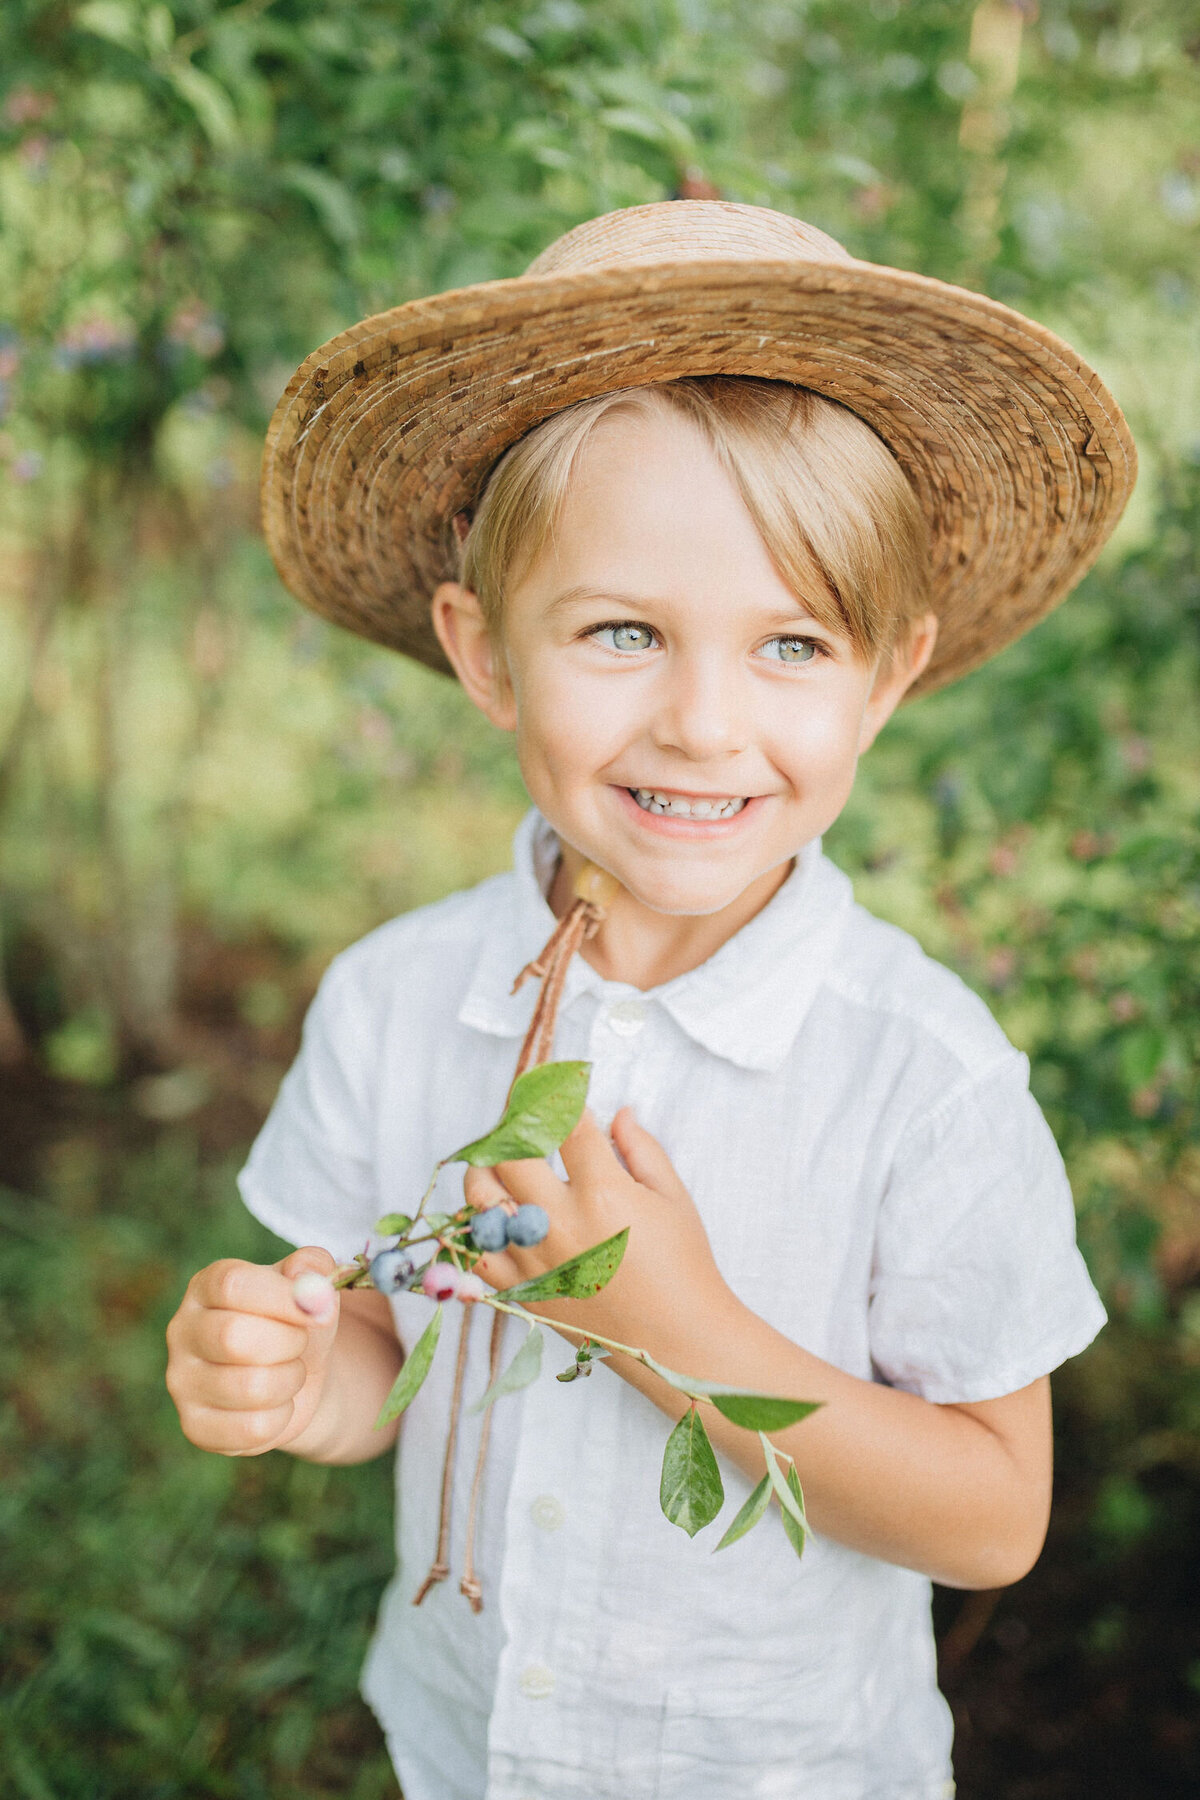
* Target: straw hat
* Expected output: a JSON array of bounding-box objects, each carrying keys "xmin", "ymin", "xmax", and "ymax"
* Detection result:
[{"xmin": 261, "ymin": 200, "xmax": 1136, "ymax": 696}]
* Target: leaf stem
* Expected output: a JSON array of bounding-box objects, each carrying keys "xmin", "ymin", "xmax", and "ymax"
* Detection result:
[{"xmin": 477, "ymin": 1295, "xmax": 714, "ymax": 1409}]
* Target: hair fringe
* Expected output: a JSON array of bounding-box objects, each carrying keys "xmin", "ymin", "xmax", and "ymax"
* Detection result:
[{"xmin": 458, "ymin": 376, "xmax": 932, "ymax": 659}]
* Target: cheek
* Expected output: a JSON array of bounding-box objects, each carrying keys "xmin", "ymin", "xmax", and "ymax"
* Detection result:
[
  {"xmin": 772, "ymin": 684, "xmax": 867, "ymax": 784},
  {"xmin": 514, "ymin": 659, "xmax": 638, "ymax": 783}
]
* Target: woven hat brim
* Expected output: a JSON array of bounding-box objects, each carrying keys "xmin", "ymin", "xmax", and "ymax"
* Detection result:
[{"xmin": 261, "ymin": 258, "xmax": 1136, "ymax": 696}]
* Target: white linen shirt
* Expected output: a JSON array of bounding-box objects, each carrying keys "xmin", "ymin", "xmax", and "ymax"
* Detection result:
[{"xmin": 238, "ymin": 809, "xmax": 1106, "ymax": 1800}]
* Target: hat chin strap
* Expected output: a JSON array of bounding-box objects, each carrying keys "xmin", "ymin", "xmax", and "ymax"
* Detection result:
[{"xmin": 414, "ymin": 860, "xmax": 621, "ymax": 1613}]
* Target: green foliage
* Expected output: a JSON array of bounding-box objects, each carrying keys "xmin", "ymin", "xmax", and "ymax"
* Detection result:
[
  {"xmin": 1, "ymin": 4, "xmax": 1199, "ymax": 1779},
  {"xmin": 0, "ymin": 1142, "xmax": 397, "ymax": 1797},
  {"xmin": 708, "ymin": 1392, "xmax": 820, "ymax": 1431},
  {"xmin": 373, "ymin": 1302, "xmax": 442, "ymax": 1428},
  {"xmin": 643, "ymin": 1351, "xmax": 821, "ymax": 1430},
  {"xmin": 449, "ymin": 1059, "xmax": 591, "ymax": 1166},
  {"xmin": 468, "ymin": 1322, "xmax": 544, "ymax": 1414},
  {"xmin": 372, "ymin": 1211, "xmax": 412, "ymax": 1236},
  {"xmin": 760, "ymin": 1434, "xmax": 808, "ymax": 1560},
  {"xmin": 714, "ymin": 1471, "xmax": 771, "ymax": 1552},
  {"xmin": 659, "ymin": 1405, "xmax": 724, "ymax": 1538},
  {"xmin": 502, "ymin": 1225, "xmax": 629, "ymax": 1303}
]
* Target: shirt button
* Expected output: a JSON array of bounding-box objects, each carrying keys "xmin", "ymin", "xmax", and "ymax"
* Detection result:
[
  {"xmin": 606, "ymin": 997, "xmax": 646, "ymax": 1037},
  {"xmin": 530, "ymin": 1494, "xmax": 565, "ymax": 1532},
  {"xmin": 519, "ymin": 1663, "xmax": 556, "ymax": 1699}
]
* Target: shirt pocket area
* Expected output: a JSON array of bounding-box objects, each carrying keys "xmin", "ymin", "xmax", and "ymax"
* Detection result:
[{"xmin": 655, "ymin": 1666, "xmax": 868, "ymax": 1800}]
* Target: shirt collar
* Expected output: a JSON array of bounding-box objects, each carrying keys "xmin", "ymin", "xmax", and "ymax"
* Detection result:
[{"xmin": 457, "ymin": 808, "xmax": 854, "ymax": 1073}]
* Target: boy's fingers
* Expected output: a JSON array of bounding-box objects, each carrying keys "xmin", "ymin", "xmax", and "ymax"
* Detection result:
[
  {"xmin": 191, "ymin": 1307, "xmax": 308, "ymax": 1366},
  {"xmin": 559, "ymin": 1108, "xmax": 621, "ymax": 1184},
  {"xmin": 463, "ymin": 1165, "xmax": 512, "ymax": 1210},
  {"xmin": 609, "ymin": 1107, "xmax": 689, "ymax": 1201},
  {"xmin": 278, "ymin": 1246, "xmax": 337, "ymax": 1278},
  {"xmin": 180, "ymin": 1401, "xmax": 297, "ymax": 1455},
  {"xmin": 471, "ymin": 1249, "xmax": 520, "ymax": 1291},
  {"xmin": 490, "ymin": 1155, "xmax": 563, "ymax": 1206},
  {"xmin": 187, "ymin": 1355, "xmax": 307, "ymax": 1412},
  {"xmin": 191, "ymin": 1254, "xmax": 337, "ymax": 1328}
]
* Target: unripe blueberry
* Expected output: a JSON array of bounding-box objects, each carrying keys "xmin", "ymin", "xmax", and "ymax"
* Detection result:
[
  {"xmin": 369, "ymin": 1248, "xmax": 417, "ymax": 1294},
  {"xmin": 292, "ymin": 1270, "xmax": 336, "ymax": 1318},
  {"xmin": 422, "ymin": 1262, "xmax": 463, "ymax": 1302},
  {"xmin": 456, "ymin": 1271, "xmax": 487, "ymax": 1302},
  {"xmin": 506, "ymin": 1204, "xmax": 549, "ymax": 1248},
  {"xmin": 469, "ymin": 1206, "xmax": 510, "ymax": 1253}
]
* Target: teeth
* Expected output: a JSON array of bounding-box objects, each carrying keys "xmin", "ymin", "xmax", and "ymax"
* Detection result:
[{"xmin": 631, "ymin": 789, "xmax": 747, "ymax": 820}]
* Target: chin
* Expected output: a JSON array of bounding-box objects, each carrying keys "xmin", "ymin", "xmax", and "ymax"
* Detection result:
[{"xmin": 618, "ymin": 869, "xmax": 751, "ymax": 918}]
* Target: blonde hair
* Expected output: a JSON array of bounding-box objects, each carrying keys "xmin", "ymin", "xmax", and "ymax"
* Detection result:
[{"xmin": 456, "ymin": 376, "xmax": 931, "ymax": 660}]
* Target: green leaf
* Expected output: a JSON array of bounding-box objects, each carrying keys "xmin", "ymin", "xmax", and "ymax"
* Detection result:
[
  {"xmin": 714, "ymin": 1473, "xmax": 772, "ymax": 1551},
  {"xmin": 480, "ymin": 22, "xmax": 534, "ymax": 61},
  {"xmin": 281, "ymin": 164, "xmax": 361, "ymax": 245},
  {"xmin": 448, "ymin": 1062, "xmax": 591, "ymax": 1167},
  {"xmin": 660, "ymin": 1408, "xmax": 725, "ymax": 1537},
  {"xmin": 166, "ymin": 62, "xmax": 241, "ymax": 151},
  {"xmin": 781, "ymin": 1465, "xmax": 808, "ymax": 1559},
  {"xmin": 374, "ymin": 1212, "xmax": 413, "ymax": 1236},
  {"xmin": 709, "ymin": 1393, "xmax": 822, "ymax": 1431},
  {"xmin": 599, "ymin": 106, "xmax": 694, "ymax": 157},
  {"xmin": 1119, "ymin": 1027, "xmax": 1165, "ymax": 1091},
  {"xmin": 374, "ymin": 1305, "xmax": 443, "ymax": 1428},
  {"xmin": 642, "ymin": 1354, "xmax": 821, "ymax": 1430},
  {"xmin": 75, "ymin": 2, "xmax": 140, "ymax": 49},
  {"xmin": 502, "ymin": 1228, "xmax": 628, "ymax": 1304},
  {"xmin": 759, "ymin": 1432, "xmax": 808, "ymax": 1559},
  {"xmin": 468, "ymin": 1325, "xmax": 543, "ymax": 1413}
]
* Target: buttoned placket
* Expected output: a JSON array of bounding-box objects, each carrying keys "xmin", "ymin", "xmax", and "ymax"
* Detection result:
[{"xmin": 486, "ymin": 980, "xmax": 659, "ymax": 1798}]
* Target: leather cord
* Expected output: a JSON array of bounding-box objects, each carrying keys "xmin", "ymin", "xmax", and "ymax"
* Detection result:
[{"xmin": 412, "ymin": 861, "xmax": 616, "ymax": 1611}]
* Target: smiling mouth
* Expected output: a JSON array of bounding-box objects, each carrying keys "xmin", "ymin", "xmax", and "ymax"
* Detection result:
[{"xmin": 628, "ymin": 788, "xmax": 748, "ymax": 820}]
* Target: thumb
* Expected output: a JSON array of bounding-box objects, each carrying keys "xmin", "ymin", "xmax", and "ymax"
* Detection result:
[
  {"xmin": 610, "ymin": 1107, "xmax": 689, "ymax": 1201},
  {"xmin": 279, "ymin": 1246, "xmax": 339, "ymax": 1326}
]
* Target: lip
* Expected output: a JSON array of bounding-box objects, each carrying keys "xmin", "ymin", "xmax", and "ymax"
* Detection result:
[
  {"xmin": 610, "ymin": 784, "xmax": 765, "ymax": 837},
  {"xmin": 629, "ymin": 786, "xmax": 749, "ymax": 802}
]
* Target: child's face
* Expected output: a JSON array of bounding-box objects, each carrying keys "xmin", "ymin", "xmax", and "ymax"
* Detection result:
[{"xmin": 435, "ymin": 407, "xmax": 935, "ymax": 917}]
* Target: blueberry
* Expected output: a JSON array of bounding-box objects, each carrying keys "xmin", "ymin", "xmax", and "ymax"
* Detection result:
[
  {"xmin": 469, "ymin": 1206, "xmax": 510, "ymax": 1252},
  {"xmin": 505, "ymin": 1204, "xmax": 549, "ymax": 1248},
  {"xmin": 369, "ymin": 1248, "xmax": 417, "ymax": 1294},
  {"xmin": 422, "ymin": 1262, "xmax": 462, "ymax": 1301}
]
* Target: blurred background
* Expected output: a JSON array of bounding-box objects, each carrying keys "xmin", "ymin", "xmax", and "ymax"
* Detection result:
[{"xmin": 0, "ymin": 1, "xmax": 1197, "ymax": 1794}]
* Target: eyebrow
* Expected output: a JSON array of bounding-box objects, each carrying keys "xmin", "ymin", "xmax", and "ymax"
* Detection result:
[
  {"xmin": 543, "ymin": 583, "xmax": 836, "ymax": 633},
  {"xmin": 543, "ymin": 584, "xmax": 656, "ymax": 617}
]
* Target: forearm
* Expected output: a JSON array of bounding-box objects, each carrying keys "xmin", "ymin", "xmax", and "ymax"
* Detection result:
[
  {"xmin": 594, "ymin": 1294, "xmax": 1051, "ymax": 1589},
  {"xmin": 283, "ymin": 1291, "xmax": 405, "ymax": 1466}
]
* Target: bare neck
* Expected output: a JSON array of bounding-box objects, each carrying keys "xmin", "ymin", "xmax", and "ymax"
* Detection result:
[{"xmin": 547, "ymin": 843, "xmax": 793, "ymax": 991}]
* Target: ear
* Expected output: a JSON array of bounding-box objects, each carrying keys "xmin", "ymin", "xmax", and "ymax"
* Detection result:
[
  {"xmin": 858, "ymin": 611, "xmax": 939, "ymax": 752},
  {"xmin": 431, "ymin": 581, "xmax": 517, "ymax": 731}
]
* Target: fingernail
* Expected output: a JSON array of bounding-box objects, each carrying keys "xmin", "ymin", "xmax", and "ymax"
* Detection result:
[{"xmin": 293, "ymin": 1271, "xmax": 335, "ymax": 1317}]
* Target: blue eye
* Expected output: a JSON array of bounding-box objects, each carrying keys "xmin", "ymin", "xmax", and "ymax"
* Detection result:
[
  {"xmin": 759, "ymin": 636, "xmax": 818, "ymax": 665},
  {"xmin": 593, "ymin": 623, "xmax": 656, "ymax": 653}
]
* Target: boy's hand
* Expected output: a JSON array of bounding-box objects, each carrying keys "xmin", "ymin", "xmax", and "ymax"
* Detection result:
[
  {"xmin": 464, "ymin": 1107, "xmax": 736, "ymax": 1353},
  {"xmin": 165, "ymin": 1248, "xmax": 341, "ymax": 1456}
]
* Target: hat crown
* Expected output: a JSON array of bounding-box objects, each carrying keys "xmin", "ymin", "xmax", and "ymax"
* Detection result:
[{"xmin": 523, "ymin": 199, "xmax": 856, "ymax": 278}]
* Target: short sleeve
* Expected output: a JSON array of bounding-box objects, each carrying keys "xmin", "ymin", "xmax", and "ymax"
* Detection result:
[
  {"xmin": 237, "ymin": 954, "xmax": 381, "ymax": 1261},
  {"xmin": 868, "ymin": 1052, "xmax": 1107, "ymax": 1404}
]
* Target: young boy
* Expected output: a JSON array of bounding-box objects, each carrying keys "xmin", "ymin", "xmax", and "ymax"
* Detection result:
[{"xmin": 165, "ymin": 203, "xmax": 1135, "ymax": 1799}]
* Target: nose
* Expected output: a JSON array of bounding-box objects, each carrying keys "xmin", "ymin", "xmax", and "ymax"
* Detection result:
[{"xmin": 651, "ymin": 648, "xmax": 751, "ymax": 763}]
